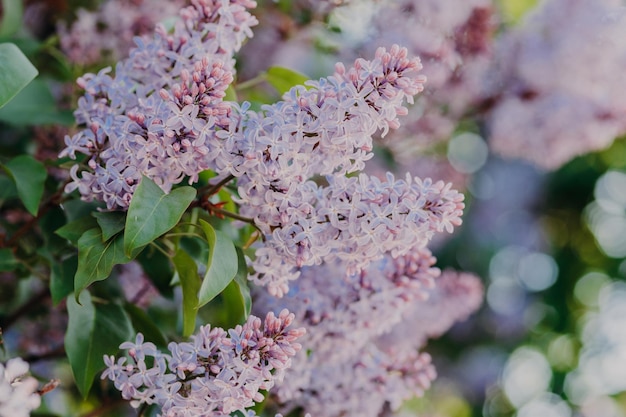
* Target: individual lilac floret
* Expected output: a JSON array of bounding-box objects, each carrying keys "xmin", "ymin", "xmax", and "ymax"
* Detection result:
[
  {"xmin": 102, "ymin": 310, "xmax": 305, "ymax": 417},
  {"xmin": 61, "ymin": 0, "xmax": 258, "ymax": 209},
  {"xmin": 0, "ymin": 358, "xmax": 41, "ymax": 417}
]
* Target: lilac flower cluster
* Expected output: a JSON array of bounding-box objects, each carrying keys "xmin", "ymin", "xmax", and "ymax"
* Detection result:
[
  {"xmin": 253, "ymin": 251, "xmax": 483, "ymax": 417},
  {"xmin": 58, "ymin": 0, "xmax": 185, "ymax": 66},
  {"xmin": 484, "ymin": 0, "xmax": 626, "ymax": 169},
  {"xmin": 207, "ymin": 45, "xmax": 463, "ymax": 295},
  {"xmin": 60, "ymin": 0, "xmax": 258, "ymax": 209},
  {"xmin": 0, "ymin": 358, "xmax": 41, "ymax": 417},
  {"xmin": 102, "ymin": 310, "xmax": 305, "ymax": 416}
]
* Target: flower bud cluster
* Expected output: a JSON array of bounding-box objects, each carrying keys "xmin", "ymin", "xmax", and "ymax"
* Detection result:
[
  {"xmin": 0, "ymin": 358, "xmax": 41, "ymax": 417},
  {"xmin": 61, "ymin": 0, "xmax": 258, "ymax": 209},
  {"xmin": 102, "ymin": 310, "xmax": 305, "ymax": 416}
]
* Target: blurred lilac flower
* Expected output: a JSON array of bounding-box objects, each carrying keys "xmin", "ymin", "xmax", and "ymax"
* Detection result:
[{"xmin": 0, "ymin": 358, "xmax": 41, "ymax": 417}]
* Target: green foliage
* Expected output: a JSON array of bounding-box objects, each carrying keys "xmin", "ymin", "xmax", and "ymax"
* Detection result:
[
  {"xmin": 0, "ymin": 0, "xmax": 23, "ymax": 39},
  {"xmin": 124, "ymin": 176, "xmax": 197, "ymax": 256},
  {"xmin": 265, "ymin": 66, "xmax": 311, "ymax": 95},
  {"xmin": 2, "ymin": 155, "xmax": 47, "ymax": 215},
  {"xmin": 50, "ymin": 255, "xmax": 77, "ymax": 305},
  {"xmin": 197, "ymin": 220, "xmax": 238, "ymax": 308},
  {"xmin": 123, "ymin": 303, "xmax": 168, "ymax": 349},
  {"xmin": 65, "ymin": 291, "xmax": 133, "ymax": 398},
  {"xmin": 75, "ymin": 228, "xmax": 132, "ymax": 297},
  {"xmin": 0, "ymin": 78, "xmax": 73, "ymax": 125},
  {"xmin": 173, "ymin": 249, "xmax": 200, "ymax": 337},
  {"xmin": 93, "ymin": 211, "xmax": 126, "ymax": 241},
  {"xmin": 0, "ymin": 43, "xmax": 37, "ymax": 108},
  {"xmin": 55, "ymin": 216, "xmax": 99, "ymax": 245},
  {"xmin": 0, "ymin": 248, "xmax": 18, "ymax": 271},
  {"xmin": 234, "ymin": 247, "xmax": 252, "ymax": 317}
]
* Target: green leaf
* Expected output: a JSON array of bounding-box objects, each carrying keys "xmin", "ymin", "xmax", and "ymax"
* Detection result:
[
  {"xmin": 0, "ymin": 0, "xmax": 23, "ymax": 38},
  {"xmin": 124, "ymin": 176, "xmax": 196, "ymax": 256},
  {"xmin": 75, "ymin": 228, "xmax": 132, "ymax": 297},
  {"xmin": 2, "ymin": 155, "xmax": 47, "ymax": 215},
  {"xmin": 123, "ymin": 303, "xmax": 168, "ymax": 349},
  {"xmin": 197, "ymin": 220, "xmax": 238, "ymax": 308},
  {"xmin": 0, "ymin": 174, "xmax": 17, "ymax": 203},
  {"xmin": 172, "ymin": 249, "xmax": 199, "ymax": 337},
  {"xmin": 65, "ymin": 291, "xmax": 133, "ymax": 398},
  {"xmin": 93, "ymin": 211, "xmax": 126, "ymax": 241},
  {"xmin": 266, "ymin": 66, "xmax": 310, "ymax": 95},
  {"xmin": 55, "ymin": 216, "xmax": 99, "ymax": 245},
  {"xmin": 0, "ymin": 78, "xmax": 74, "ymax": 125},
  {"xmin": 234, "ymin": 247, "xmax": 252, "ymax": 317},
  {"xmin": 0, "ymin": 248, "xmax": 17, "ymax": 271},
  {"xmin": 224, "ymin": 85, "xmax": 237, "ymax": 102},
  {"xmin": 0, "ymin": 43, "xmax": 37, "ymax": 109},
  {"xmin": 50, "ymin": 255, "xmax": 77, "ymax": 305}
]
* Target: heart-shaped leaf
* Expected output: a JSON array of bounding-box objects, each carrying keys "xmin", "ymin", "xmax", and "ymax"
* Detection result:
[
  {"xmin": 197, "ymin": 220, "xmax": 238, "ymax": 308},
  {"xmin": 65, "ymin": 291, "xmax": 133, "ymax": 398},
  {"xmin": 3, "ymin": 155, "xmax": 47, "ymax": 215},
  {"xmin": 56, "ymin": 216, "xmax": 98, "ymax": 245},
  {"xmin": 124, "ymin": 176, "xmax": 196, "ymax": 256}
]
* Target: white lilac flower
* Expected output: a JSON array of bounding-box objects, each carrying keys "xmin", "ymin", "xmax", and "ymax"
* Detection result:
[
  {"xmin": 0, "ymin": 358, "xmax": 41, "ymax": 417},
  {"xmin": 102, "ymin": 310, "xmax": 305, "ymax": 416},
  {"xmin": 61, "ymin": 0, "xmax": 258, "ymax": 210}
]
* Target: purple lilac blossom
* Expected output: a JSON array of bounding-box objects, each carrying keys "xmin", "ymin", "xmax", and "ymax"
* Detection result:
[
  {"xmin": 484, "ymin": 0, "xmax": 626, "ymax": 170},
  {"xmin": 214, "ymin": 45, "xmax": 463, "ymax": 296},
  {"xmin": 102, "ymin": 310, "xmax": 305, "ymax": 417},
  {"xmin": 60, "ymin": 0, "xmax": 258, "ymax": 209},
  {"xmin": 0, "ymin": 358, "xmax": 41, "ymax": 417},
  {"xmin": 58, "ymin": 0, "xmax": 185, "ymax": 66},
  {"xmin": 253, "ymin": 251, "xmax": 483, "ymax": 417}
]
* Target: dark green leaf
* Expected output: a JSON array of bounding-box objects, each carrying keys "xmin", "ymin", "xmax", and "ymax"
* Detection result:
[
  {"xmin": 65, "ymin": 291, "xmax": 133, "ymax": 398},
  {"xmin": 0, "ymin": 78, "xmax": 74, "ymax": 125},
  {"xmin": 55, "ymin": 216, "xmax": 99, "ymax": 245},
  {"xmin": 137, "ymin": 247, "xmax": 174, "ymax": 299},
  {"xmin": 197, "ymin": 220, "xmax": 238, "ymax": 308},
  {"xmin": 266, "ymin": 66, "xmax": 310, "ymax": 95},
  {"xmin": 0, "ymin": 43, "xmax": 37, "ymax": 108},
  {"xmin": 124, "ymin": 176, "xmax": 196, "ymax": 256},
  {"xmin": 0, "ymin": 248, "xmax": 17, "ymax": 271},
  {"xmin": 123, "ymin": 303, "xmax": 168, "ymax": 349},
  {"xmin": 0, "ymin": 0, "xmax": 23, "ymax": 38},
  {"xmin": 2, "ymin": 155, "xmax": 47, "ymax": 215},
  {"xmin": 75, "ymin": 228, "xmax": 132, "ymax": 297},
  {"xmin": 234, "ymin": 247, "xmax": 252, "ymax": 317},
  {"xmin": 93, "ymin": 211, "xmax": 126, "ymax": 241},
  {"xmin": 0, "ymin": 175, "xmax": 17, "ymax": 203},
  {"xmin": 172, "ymin": 249, "xmax": 199, "ymax": 337},
  {"xmin": 50, "ymin": 255, "xmax": 77, "ymax": 305}
]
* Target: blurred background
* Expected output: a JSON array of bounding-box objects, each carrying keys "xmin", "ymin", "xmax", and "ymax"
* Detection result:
[{"xmin": 2, "ymin": 0, "xmax": 626, "ymax": 416}]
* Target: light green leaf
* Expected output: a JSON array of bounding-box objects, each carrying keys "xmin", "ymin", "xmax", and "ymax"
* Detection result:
[
  {"xmin": 234, "ymin": 247, "xmax": 252, "ymax": 317},
  {"xmin": 0, "ymin": 248, "xmax": 17, "ymax": 272},
  {"xmin": 197, "ymin": 220, "xmax": 238, "ymax": 308},
  {"xmin": 55, "ymin": 216, "xmax": 99, "ymax": 245},
  {"xmin": 172, "ymin": 249, "xmax": 199, "ymax": 337},
  {"xmin": 93, "ymin": 211, "xmax": 126, "ymax": 241},
  {"xmin": 65, "ymin": 291, "xmax": 133, "ymax": 398},
  {"xmin": 75, "ymin": 228, "xmax": 132, "ymax": 297},
  {"xmin": 3, "ymin": 155, "xmax": 47, "ymax": 215},
  {"xmin": 0, "ymin": 43, "xmax": 37, "ymax": 108},
  {"xmin": 266, "ymin": 66, "xmax": 310, "ymax": 95},
  {"xmin": 124, "ymin": 176, "xmax": 196, "ymax": 256},
  {"xmin": 0, "ymin": 0, "xmax": 23, "ymax": 38}
]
